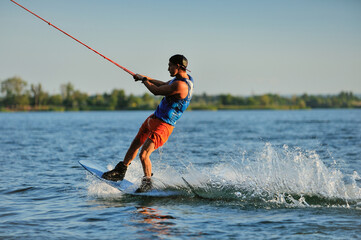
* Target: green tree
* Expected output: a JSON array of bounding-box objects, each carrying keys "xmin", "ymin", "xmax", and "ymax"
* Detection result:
[
  {"xmin": 108, "ymin": 90, "xmax": 119, "ymax": 110},
  {"xmin": 114, "ymin": 89, "xmax": 127, "ymax": 109},
  {"xmin": 127, "ymin": 94, "xmax": 142, "ymax": 109},
  {"xmin": 48, "ymin": 94, "xmax": 63, "ymax": 106},
  {"xmin": 141, "ymin": 93, "xmax": 155, "ymax": 109},
  {"xmin": 73, "ymin": 90, "xmax": 88, "ymax": 110},
  {"xmin": 260, "ymin": 94, "xmax": 270, "ymax": 106},
  {"xmin": 247, "ymin": 96, "xmax": 256, "ymax": 106},
  {"xmin": 219, "ymin": 94, "xmax": 233, "ymax": 105},
  {"xmin": 61, "ymin": 82, "xmax": 75, "ymax": 109},
  {"xmin": 31, "ymin": 83, "xmax": 48, "ymax": 107},
  {"xmin": 1, "ymin": 76, "xmax": 29, "ymax": 107},
  {"xmin": 338, "ymin": 91, "xmax": 354, "ymax": 108}
]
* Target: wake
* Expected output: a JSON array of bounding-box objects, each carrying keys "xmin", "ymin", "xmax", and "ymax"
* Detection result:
[
  {"xmin": 86, "ymin": 143, "xmax": 361, "ymax": 208},
  {"xmin": 178, "ymin": 143, "xmax": 361, "ymax": 208}
]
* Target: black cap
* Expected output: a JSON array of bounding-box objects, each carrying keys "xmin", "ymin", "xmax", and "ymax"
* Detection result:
[{"xmin": 169, "ymin": 54, "xmax": 188, "ymax": 70}]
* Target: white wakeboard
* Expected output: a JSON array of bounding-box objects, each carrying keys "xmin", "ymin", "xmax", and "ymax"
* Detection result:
[{"xmin": 79, "ymin": 160, "xmax": 177, "ymax": 197}]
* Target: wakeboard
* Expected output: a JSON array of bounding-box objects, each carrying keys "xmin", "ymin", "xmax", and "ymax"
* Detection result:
[{"xmin": 79, "ymin": 160, "xmax": 177, "ymax": 197}]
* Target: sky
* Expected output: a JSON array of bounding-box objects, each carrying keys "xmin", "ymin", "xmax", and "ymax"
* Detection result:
[{"xmin": 1, "ymin": 0, "xmax": 360, "ymax": 96}]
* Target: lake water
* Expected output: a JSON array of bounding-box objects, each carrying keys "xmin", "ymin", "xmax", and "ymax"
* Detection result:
[{"xmin": 0, "ymin": 110, "xmax": 360, "ymax": 239}]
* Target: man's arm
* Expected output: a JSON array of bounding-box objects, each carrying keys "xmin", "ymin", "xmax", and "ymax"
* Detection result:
[
  {"xmin": 133, "ymin": 74, "xmax": 169, "ymax": 87},
  {"xmin": 143, "ymin": 79, "xmax": 188, "ymax": 99},
  {"xmin": 133, "ymin": 73, "xmax": 188, "ymax": 98},
  {"xmin": 147, "ymin": 79, "xmax": 170, "ymax": 87}
]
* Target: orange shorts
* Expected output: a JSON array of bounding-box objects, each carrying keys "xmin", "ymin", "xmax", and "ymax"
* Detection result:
[{"xmin": 136, "ymin": 115, "xmax": 174, "ymax": 149}]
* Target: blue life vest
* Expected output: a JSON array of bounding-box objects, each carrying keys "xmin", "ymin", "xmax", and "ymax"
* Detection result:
[{"xmin": 154, "ymin": 75, "xmax": 194, "ymax": 126}]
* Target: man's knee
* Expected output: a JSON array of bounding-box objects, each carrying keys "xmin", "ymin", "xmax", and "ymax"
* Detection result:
[
  {"xmin": 139, "ymin": 139, "xmax": 155, "ymax": 161},
  {"xmin": 139, "ymin": 148, "xmax": 148, "ymax": 161}
]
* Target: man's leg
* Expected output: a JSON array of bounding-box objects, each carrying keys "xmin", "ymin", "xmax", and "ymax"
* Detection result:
[
  {"xmin": 102, "ymin": 135, "xmax": 144, "ymax": 181},
  {"xmin": 139, "ymin": 138, "xmax": 156, "ymax": 177},
  {"xmin": 135, "ymin": 138, "xmax": 156, "ymax": 193},
  {"xmin": 123, "ymin": 135, "xmax": 144, "ymax": 166}
]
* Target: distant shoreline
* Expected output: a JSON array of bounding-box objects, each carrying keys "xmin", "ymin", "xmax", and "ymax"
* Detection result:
[
  {"xmin": 2, "ymin": 105, "xmax": 361, "ymax": 113},
  {"xmin": 1, "ymin": 77, "xmax": 360, "ymax": 112}
]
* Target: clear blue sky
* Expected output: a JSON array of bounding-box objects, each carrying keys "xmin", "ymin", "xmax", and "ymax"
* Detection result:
[{"xmin": 1, "ymin": 0, "xmax": 360, "ymax": 96}]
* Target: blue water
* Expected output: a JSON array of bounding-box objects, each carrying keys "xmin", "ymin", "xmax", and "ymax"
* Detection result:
[{"xmin": 0, "ymin": 110, "xmax": 360, "ymax": 239}]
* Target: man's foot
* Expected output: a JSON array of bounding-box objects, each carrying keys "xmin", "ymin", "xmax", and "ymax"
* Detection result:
[
  {"xmin": 135, "ymin": 177, "xmax": 152, "ymax": 193},
  {"xmin": 102, "ymin": 162, "xmax": 128, "ymax": 181}
]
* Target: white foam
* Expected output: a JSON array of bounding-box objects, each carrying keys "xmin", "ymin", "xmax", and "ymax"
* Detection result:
[
  {"xmin": 84, "ymin": 143, "xmax": 361, "ymax": 207},
  {"xmin": 182, "ymin": 143, "xmax": 361, "ymax": 207},
  {"xmin": 86, "ymin": 174, "xmax": 122, "ymax": 198}
]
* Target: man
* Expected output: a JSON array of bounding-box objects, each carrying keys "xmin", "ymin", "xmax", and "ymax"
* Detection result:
[{"xmin": 102, "ymin": 54, "xmax": 194, "ymax": 193}]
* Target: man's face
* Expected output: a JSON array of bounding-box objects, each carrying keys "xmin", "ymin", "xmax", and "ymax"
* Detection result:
[{"xmin": 168, "ymin": 62, "xmax": 179, "ymax": 77}]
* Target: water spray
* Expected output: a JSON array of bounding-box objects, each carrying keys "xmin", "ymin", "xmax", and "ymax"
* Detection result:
[{"xmin": 10, "ymin": 0, "xmax": 135, "ymax": 76}]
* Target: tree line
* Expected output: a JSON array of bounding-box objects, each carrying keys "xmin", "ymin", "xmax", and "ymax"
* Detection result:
[{"xmin": 1, "ymin": 76, "xmax": 360, "ymax": 111}]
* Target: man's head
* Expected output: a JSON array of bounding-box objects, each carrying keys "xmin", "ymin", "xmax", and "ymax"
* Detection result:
[
  {"xmin": 168, "ymin": 54, "xmax": 188, "ymax": 77},
  {"xmin": 169, "ymin": 54, "xmax": 188, "ymax": 70}
]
